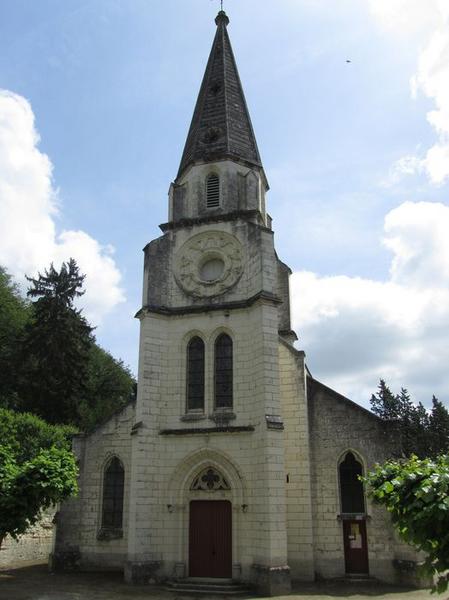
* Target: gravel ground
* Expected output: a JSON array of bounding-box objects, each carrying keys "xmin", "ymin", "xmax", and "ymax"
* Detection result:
[{"xmin": 0, "ymin": 563, "xmax": 434, "ymax": 600}]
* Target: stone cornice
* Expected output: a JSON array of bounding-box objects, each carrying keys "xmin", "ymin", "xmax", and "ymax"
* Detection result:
[
  {"xmin": 158, "ymin": 210, "xmax": 273, "ymax": 234},
  {"xmin": 159, "ymin": 425, "xmax": 255, "ymax": 435},
  {"xmin": 135, "ymin": 290, "xmax": 282, "ymax": 319}
]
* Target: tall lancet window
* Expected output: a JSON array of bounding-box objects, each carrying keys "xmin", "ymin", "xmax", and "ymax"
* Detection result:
[
  {"xmin": 187, "ymin": 336, "xmax": 205, "ymax": 411},
  {"xmin": 214, "ymin": 333, "xmax": 233, "ymax": 409},
  {"xmin": 101, "ymin": 457, "xmax": 125, "ymax": 530},
  {"xmin": 206, "ymin": 173, "xmax": 220, "ymax": 208},
  {"xmin": 339, "ymin": 452, "xmax": 365, "ymax": 514}
]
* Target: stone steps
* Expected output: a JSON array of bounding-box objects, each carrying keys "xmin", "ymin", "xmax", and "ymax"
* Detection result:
[{"xmin": 166, "ymin": 578, "xmax": 252, "ymax": 596}]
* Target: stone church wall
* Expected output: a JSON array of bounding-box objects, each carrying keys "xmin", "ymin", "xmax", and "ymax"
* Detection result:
[
  {"xmin": 126, "ymin": 303, "xmax": 289, "ymax": 586},
  {"xmin": 53, "ymin": 402, "xmax": 135, "ymax": 571},
  {"xmin": 308, "ymin": 380, "xmax": 424, "ymax": 585},
  {"xmin": 0, "ymin": 508, "xmax": 56, "ymax": 568},
  {"xmin": 279, "ymin": 341, "xmax": 314, "ymax": 582}
]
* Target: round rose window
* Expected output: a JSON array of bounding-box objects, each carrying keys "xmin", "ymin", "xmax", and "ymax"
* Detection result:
[
  {"xmin": 200, "ymin": 258, "xmax": 225, "ymax": 282},
  {"xmin": 174, "ymin": 231, "xmax": 243, "ymax": 298}
]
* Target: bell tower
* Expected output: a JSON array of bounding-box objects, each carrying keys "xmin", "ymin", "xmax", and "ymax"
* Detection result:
[{"xmin": 126, "ymin": 11, "xmax": 300, "ymax": 595}]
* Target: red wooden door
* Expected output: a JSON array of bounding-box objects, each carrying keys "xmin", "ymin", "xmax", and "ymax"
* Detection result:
[
  {"xmin": 189, "ymin": 500, "xmax": 232, "ymax": 578},
  {"xmin": 343, "ymin": 519, "xmax": 369, "ymax": 574}
]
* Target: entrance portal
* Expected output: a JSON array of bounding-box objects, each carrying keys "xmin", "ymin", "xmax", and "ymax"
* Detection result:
[
  {"xmin": 343, "ymin": 519, "xmax": 369, "ymax": 574},
  {"xmin": 189, "ymin": 500, "xmax": 232, "ymax": 578}
]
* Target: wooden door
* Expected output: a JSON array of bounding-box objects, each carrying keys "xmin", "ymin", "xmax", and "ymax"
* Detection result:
[
  {"xmin": 189, "ymin": 500, "xmax": 232, "ymax": 578},
  {"xmin": 343, "ymin": 519, "xmax": 369, "ymax": 574}
]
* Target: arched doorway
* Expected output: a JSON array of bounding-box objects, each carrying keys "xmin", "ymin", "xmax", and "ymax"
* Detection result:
[
  {"xmin": 188, "ymin": 468, "xmax": 232, "ymax": 578},
  {"xmin": 339, "ymin": 451, "xmax": 369, "ymax": 575}
]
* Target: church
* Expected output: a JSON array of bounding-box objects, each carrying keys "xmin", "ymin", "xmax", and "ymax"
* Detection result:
[{"xmin": 53, "ymin": 11, "xmax": 423, "ymax": 595}]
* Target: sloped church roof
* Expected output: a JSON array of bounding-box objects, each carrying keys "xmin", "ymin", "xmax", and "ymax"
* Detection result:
[{"xmin": 177, "ymin": 11, "xmax": 263, "ymax": 180}]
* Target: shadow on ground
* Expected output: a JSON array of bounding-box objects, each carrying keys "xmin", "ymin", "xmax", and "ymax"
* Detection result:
[{"xmin": 0, "ymin": 563, "xmax": 433, "ymax": 600}]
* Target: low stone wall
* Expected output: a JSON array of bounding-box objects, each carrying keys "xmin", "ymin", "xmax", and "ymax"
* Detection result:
[{"xmin": 0, "ymin": 508, "xmax": 56, "ymax": 568}]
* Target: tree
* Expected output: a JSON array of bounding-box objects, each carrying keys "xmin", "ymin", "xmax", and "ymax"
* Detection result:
[
  {"xmin": 19, "ymin": 259, "xmax": 94, "ymax": 424},
  {"xmin": 370, "ymin": 380, "xmax": 449, "ymax": 458},
  {"xmin": 409, "ymin": 401, "xmax": 432, "ymax": 458},
  {"xmin": 370, "ymin": 380, "xmax": 400, "ymax": 421},
  {"xmin": 0, "ymin": 408, "xmax": 78, "ymax": 548},
  {"xmin": 364, "ymin": 455, "xmax": 449, "ymax": 594},
  {"xmin": 429, "ymin": 396, "xmax": 449, "ymax": 457},
  {"xmin": 1, "ymin": 261, "xmax": 135, "ymax": 429},
  {"xmin": 78, "ymin": 344, "xmax": 136, "ymax": 431},
  {"xmin": 0, "ymin": 267, "xmax": 29, "ymax": 409}
]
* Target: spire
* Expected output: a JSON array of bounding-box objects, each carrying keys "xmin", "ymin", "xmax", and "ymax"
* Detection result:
[{"xmin": 176, "ymin": 11, "xmax": 263, "ymax": 180}]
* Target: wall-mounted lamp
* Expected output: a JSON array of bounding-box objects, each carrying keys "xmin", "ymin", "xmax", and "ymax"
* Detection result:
[
  {"xmin": 167, "ymin": 504, "xmax": 174, "ymax": 513},
  {"xmin": 241, "ymin": 504, "xmax": 248, "ymax": 513}
]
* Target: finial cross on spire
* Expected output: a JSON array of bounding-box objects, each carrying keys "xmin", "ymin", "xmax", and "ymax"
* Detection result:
[{"xmin": 211, "ymin": 0, "xmax": 224, "ymax": 12}]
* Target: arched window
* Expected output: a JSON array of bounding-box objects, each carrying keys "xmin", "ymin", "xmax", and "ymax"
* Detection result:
[
  {"xmin": 339, "ymin": 452, "xmax": 365, "ymax": 514},
  {"xmin": 206, "ymin": 174, "xmax": 220, "ymax": 208},
  {"xmin": 101, "ymin": 457, "xmax": 124, "ymax": 529},
  {"xmin": 214, "ymin": 333, "xmax": 233, "ymax": 409},
  {"xmin": 187, "ymin": 336, "xmax": 205, "ymax": 411}
]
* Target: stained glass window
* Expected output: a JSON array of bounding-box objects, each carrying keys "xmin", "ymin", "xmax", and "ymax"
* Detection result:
[
  {"xmin": 215, "ymin": 334, "xmax": 233, "ymax": 409},
  {"xmin": 102, "ymin": 457, "xmax": 124, "ymax": 529},
  {"xmin": 187, "ymin": 336, "xmax": 205, "ymax": 411},
  {"xmin": 339, "ymin": 452, "xmax": 365, "ymax": 513}
]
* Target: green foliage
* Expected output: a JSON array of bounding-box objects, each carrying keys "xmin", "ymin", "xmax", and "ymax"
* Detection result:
[
  {"xmin": 19, "ymin": 259, "xmax": 94, "ymax": 424},
  {"xmin": 370, "ymin": 380, "xmax": 449, "ymax": 458},
  {"xmin": 0, "ymin": 267, "xmax": 30, "ymax": 409},
  {"xmin": 0, "ymin": 409, "xmax": 78, "ymax": 544},
  {"xmin": 364, "ymin": 455, "xmax": 449, "ymax": 594},
  {"xmin": 370, "ymin": 380, "xmax": 399, "ymax": 420},
  {"xmin": 0, "ymin": 261, "xmax": 135, "ymax": 429},
  {"xmin": 430, "ymin": 396, "xmax": 449, "ymax": 456},
  {"xmin": 78, "ymin": 344, "xmax": 136, "ymax": 431},
  {"xmin": 0, "ymin": 408, "xmax": 75, "ymax": 462}
]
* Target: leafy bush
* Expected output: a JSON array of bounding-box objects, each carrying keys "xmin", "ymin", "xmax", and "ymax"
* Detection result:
[{"xmin": 364, "ymin": 454, "xmax": 449, "ymax": 594}]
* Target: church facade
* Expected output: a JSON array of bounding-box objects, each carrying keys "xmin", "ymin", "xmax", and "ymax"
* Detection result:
[{"xmin": 53, "ymin": 12, "xmax": 422, "ymax": 595}]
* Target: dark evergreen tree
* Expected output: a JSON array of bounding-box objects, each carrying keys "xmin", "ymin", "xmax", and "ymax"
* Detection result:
[
  {"xmin": 370, "ymin": 380, "xmax": 449, "ymax": 458},
  {"xmin": 370, "ymin": 380, "xmax": 400, "ymax": 420},
  {"xmin": 429, "ymin": 396, "xmax": 449, "ymax": 456},
  {"xmin": 19, "ymin": 259, "xmax": 94, "ymax": 424},
  {"xmin": 408, "ymin": 401, "xmax": 431, "ymax": 458}
]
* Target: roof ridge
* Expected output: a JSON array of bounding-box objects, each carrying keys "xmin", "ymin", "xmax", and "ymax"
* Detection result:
[{"xmin": 221, "ymin": 20, "xmax": 230, "ymax": 156}]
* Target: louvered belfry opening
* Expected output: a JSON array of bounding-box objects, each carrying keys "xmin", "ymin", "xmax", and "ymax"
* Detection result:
[
  {"xmin": 102, "ymin": 457, "xmax": 125, "ymax": 529},
  {"xmin": 214, "ymin": 333, "xmax": 233, "ymax": 408},
  {"xmin": 339, "ymin": 452, "xmax": 365, "ymax": 513},
  {"xmin": 206, "ymin": 174, "xmax": 220, "ymax": 208},
  {"xmin": 187, "ymin": 336, "xmax": 205, "ymax": 411}
]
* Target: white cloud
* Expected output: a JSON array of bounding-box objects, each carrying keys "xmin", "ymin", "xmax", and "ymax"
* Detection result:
[
  {"xmin": 0, "ymin": 90, "xmax": 124, "ymax": 324},
  {"xmin": 367, "ymin": 0, "xmax": 445, "ymax": 35},
  {"xmin": 368, "ymin": 1, "xmax": 449, "ymax": 185},
  {"xmin": 291, "ymin": 201, "xmax": 449, "ymax": 405}
]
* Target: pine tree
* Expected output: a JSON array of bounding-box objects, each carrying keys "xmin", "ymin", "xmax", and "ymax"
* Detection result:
[
  {"xmin": 408, "ymin": 401, "xmax": 431, "ymax": 458},
  {"xmin": 429, "ymin": 396, "xmax": 449, "ymax": 456},
  {"xmin": 397, "ymin": 387, "xmax": 416, "ymax": 456},
  {"xmin": 370, "ymin": 380, "xmax": 449, "ymax": 458},
  {"xmin": 19, "ymin": 259, "xmax": 94, "ymax": 424},
  {"xmin": 370, "ymin": 380, "xmax": 400, "ymax": 420}
]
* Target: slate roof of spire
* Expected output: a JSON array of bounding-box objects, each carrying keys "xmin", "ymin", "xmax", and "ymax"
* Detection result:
[{"xmin": 176, "ymin": 11, "xmax": 263, "ymax": 180}]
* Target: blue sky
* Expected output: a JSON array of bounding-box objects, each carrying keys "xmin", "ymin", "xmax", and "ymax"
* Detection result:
[{"xmin": 1, "ymin": 0, "xmax": 449, "ymax": 407}]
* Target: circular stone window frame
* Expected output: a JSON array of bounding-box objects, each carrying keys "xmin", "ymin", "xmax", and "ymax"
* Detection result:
[
  {"xmin": 174, "ymin": 231, "xmax": 244, "ymax": 299},
  {"xmin": 198, "ymin": 252, "xmax": 226, "ymax": 284}
]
